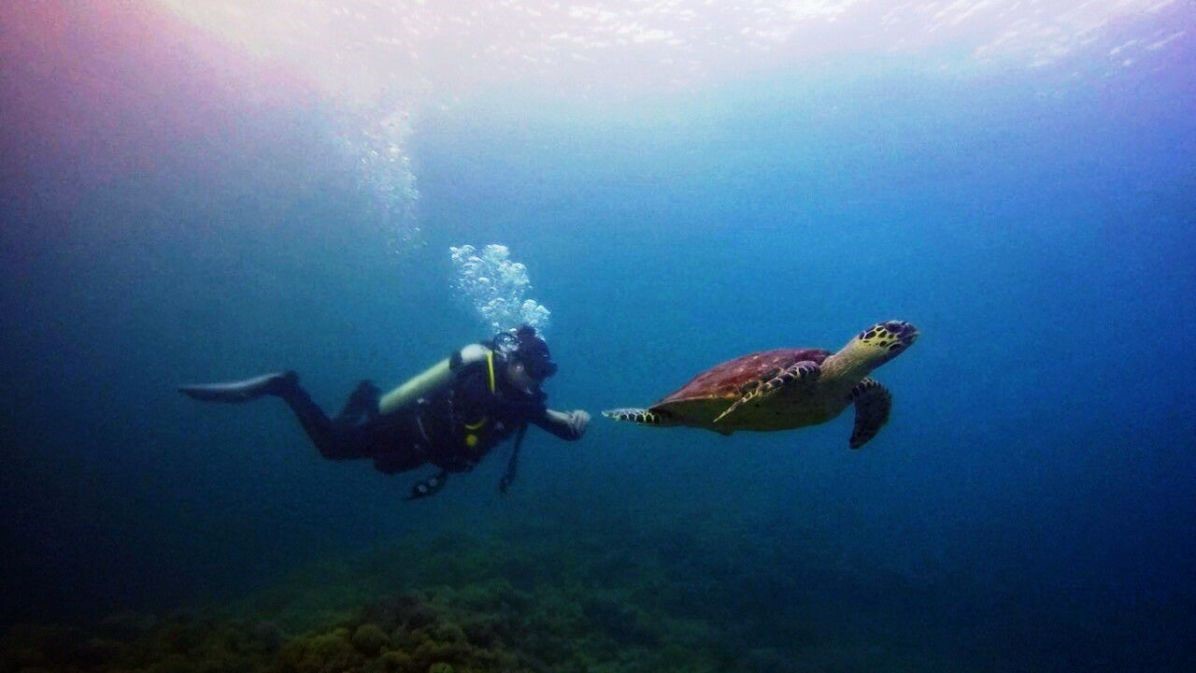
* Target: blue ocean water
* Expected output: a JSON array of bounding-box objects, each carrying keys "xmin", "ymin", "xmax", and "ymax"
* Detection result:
[{"xmin": 1, "ymin": 3, "xmax": 1195, "ymax": 671}]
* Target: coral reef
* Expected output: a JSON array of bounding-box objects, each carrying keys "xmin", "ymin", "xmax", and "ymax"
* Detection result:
[{"xmin": 1, "ymin": 513, "xmax": 947, "ymax": 673}]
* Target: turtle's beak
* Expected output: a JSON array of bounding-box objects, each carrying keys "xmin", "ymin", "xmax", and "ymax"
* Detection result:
[{"xmin": 884, "ymin": 320, "xmax": 919, "ymax": 347}]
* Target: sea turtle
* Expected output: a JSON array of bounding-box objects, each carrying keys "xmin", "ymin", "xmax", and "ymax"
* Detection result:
[{"xmin": 603, "ymin": 320, "xmax": 918, "ymax": 448}]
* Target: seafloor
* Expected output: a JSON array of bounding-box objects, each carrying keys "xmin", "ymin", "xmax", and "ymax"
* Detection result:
[
  {"xmin": 2, "ymin": 500, "xmax": 977, "ymax": 673},
  {"xmin": 3, "ymin": 494, "xmax": 1168, "ymax": 673}
]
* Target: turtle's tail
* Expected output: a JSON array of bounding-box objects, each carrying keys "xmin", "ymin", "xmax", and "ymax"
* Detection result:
[{"xmin": 602, "ymin": 408, "xmax": 666, "ymax": 426}]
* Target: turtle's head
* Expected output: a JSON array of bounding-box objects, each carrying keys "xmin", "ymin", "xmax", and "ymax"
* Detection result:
[{"xmin": 835, "ymin": 320, "xmax": 919, "ymax": 376}]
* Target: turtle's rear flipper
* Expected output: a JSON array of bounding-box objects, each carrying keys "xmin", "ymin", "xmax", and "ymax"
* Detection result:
[
  {"xmin": 179, "ymin": 371, "xmax": 298, "ymax": 403},
  {"xmin": 603, "ymin": 408, "xmax": 665, "ymax": 425},
  {"xmin": 849, "ymin": 378, "xmax": 891, "ymax": 449},
  {"xmin": 714, "ymin": 360, "xmax": 821, "ymax": 424}
]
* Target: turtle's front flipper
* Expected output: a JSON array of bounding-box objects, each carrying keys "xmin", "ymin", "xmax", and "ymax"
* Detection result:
[
  {"xmin": 714, "ymin": 360, "xmax": 821, "ymax": 424},
  {"xmin": 603, "ymin": 408, "xmax": 666, "ymax": 425},
  {"xmin": 848, "ymin": 378, "xmax": 891, "ymax": 449}
]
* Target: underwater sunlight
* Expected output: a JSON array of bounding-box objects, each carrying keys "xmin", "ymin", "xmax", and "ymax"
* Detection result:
[{"xmin": 1, "ymin": 1, "xmax": 1194, "ymax": 672}]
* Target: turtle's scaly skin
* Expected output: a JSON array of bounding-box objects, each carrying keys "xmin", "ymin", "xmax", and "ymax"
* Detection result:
[{"xmin": 603, "ymin": 320, "xmax": 918, "ymax": 448}]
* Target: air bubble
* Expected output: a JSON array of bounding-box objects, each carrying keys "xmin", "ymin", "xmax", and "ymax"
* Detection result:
[
  {"xmin": 338, "ymin": 107, "xmax": 421, "ymax": 254},
  {"xmin": 450, "ymin": 244, "xmax": 552, "ymax": 336}
]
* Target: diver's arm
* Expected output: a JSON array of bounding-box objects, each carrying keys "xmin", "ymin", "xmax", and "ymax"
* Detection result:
[
  {"xmin": 377, "ymin": 344, "xmax": 491, "ymax": 415},
  {"xmin": 530, "ymin": 408, "xmax": 590, "ymax": 441}
]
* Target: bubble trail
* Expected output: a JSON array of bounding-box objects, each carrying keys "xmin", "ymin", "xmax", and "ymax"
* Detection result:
[{"xmin": 450, "ymin": 244, "xmax": 551, "ymax": 335}]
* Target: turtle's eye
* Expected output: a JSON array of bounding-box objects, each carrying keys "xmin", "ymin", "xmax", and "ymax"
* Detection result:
[{"xmin": 884, "ymin": 321, "xmax": 905, "ymax": 333}]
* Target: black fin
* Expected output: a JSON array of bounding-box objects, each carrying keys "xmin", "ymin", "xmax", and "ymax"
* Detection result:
[{"xmin": 178, "ymin": 371, "xmax": 298, "ymax": 403}]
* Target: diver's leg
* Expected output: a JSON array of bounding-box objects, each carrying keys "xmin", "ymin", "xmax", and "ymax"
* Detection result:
[
  {"xmin": 335, "ymin": 380, "xmax": 381, "ymax": 424},
  {"xmin": 278, "ymin": 382, "xmax": 376, "ymax": 461},
  {"xmin": 180, "ymin": 371, "xmax": 371, "ymax": 461},
  {"xmin": 275, "ymin": 384, "xmax": 338, "ymax": 458}
]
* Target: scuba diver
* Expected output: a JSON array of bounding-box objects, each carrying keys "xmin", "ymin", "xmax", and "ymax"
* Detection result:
[{"xmin": 179, "ymin": 325, "xmax": 589, "ymax": 499}]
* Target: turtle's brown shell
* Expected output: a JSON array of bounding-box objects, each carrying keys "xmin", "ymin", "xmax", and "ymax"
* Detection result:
[{"xmin": 656, "ymin": 348, "xmax": 831, "ymax": 406}]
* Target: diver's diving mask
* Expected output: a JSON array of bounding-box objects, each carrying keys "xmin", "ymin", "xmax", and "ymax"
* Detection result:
[{"xmin": 492, "ymin": 325, "xmax": 558, "ymax": 381}]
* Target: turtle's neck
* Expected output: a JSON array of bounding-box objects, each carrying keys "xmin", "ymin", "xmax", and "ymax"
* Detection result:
[{"xmin": 821, "ymin": 341, "xmax": 874, "ymax": 386}]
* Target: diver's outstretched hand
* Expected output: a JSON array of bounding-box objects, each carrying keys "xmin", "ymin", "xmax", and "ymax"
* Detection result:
[
  {"xmin": 539, "ymin": 408, "xmax": 590, "ymax": 440},
  {"xmin": 565, "ymin": 409, "xmax": 591, "ymax": 439}
]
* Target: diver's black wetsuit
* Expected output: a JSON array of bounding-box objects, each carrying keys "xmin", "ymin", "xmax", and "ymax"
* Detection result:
[
  {"xmin": 179, "ymin": 325, "xmax": 584, "ymax": 498},
  {"xmin": 278, "ymin": 349, "xmax": 578, "ymax": 478}
]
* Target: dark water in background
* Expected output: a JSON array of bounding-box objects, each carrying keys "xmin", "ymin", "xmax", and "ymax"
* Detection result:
[{"xmin": 2, "ymin": 3, "xmax": 1195, "ymax": 671}]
